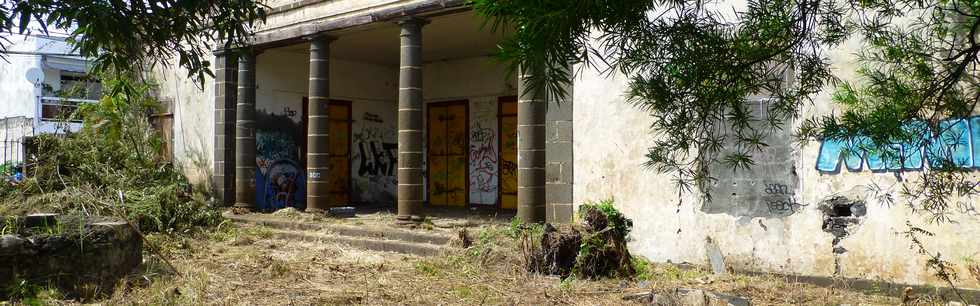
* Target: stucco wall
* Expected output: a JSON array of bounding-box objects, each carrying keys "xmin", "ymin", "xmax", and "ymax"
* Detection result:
[
  {"xmin": 151, "ymin": 54, "xmax": 217, "ymax": 185},
  {"xmin": 572, "ymin": 37, "xmax": 980, "ymax": 289}
]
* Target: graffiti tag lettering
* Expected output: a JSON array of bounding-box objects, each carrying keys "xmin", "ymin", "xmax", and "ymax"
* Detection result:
[
  {"xmin": 766, "ymin": 199, "xmax": 807, "ymax": 214},
  {"xmin": 817, "ymin": 117, "xmax": 980, "ymax": 172},
  {"xmin": 357, "ymin": 141, "xmax": 397, "ymax": 177},
  {"xmin": 363, "ymin": 112, "xmax": 383, "ymax": 123},
  {"xmin": 470, "ymin": 124, "xmax": 497, "ymax": 193},
  {"xmin": 764, "ymin": 183, "xmax": 790, "ymax": 195}
]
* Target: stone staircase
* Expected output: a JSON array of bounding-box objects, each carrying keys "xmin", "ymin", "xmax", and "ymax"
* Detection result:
[{"xmin": 223, "ymin": 212, "xmax": 454, "ymax": 257}]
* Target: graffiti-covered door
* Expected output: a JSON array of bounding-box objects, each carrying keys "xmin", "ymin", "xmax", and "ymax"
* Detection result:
[
  {"xmin": 327, "ymin": 101, "xmax": 352, "ymax": 205},
  {"xmin": 302, "ymin": 99, "xmax": 352, "ymax": 206},
  {"xmin": 498, "ymin": 97, "xmax": 518, "ymax": 210},
  {"xmin": 427, "ymin": 101, "xmax": 468, "ymax": 207}
]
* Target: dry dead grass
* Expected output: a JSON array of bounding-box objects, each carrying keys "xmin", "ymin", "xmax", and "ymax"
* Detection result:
[{"xmin": 23, "ymin": 222, "xmax": 919, "ymax": 305}]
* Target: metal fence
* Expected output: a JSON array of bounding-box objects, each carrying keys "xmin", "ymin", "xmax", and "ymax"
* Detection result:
[{"xmin": 1, "ymin": 116, "xmax": 34, "ymax": 176}]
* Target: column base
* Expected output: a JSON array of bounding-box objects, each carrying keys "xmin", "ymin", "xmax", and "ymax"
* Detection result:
[
  {"xmin": 230, "ymin": 204, "xmax": 254, "ymax": 215},
  {"xmin": 305, "ymin": 207, "xmax": 328, "ymax": 215},
  {"xmin": 395, "ymin": 215, "xmax": 425, "ymax": 226}
]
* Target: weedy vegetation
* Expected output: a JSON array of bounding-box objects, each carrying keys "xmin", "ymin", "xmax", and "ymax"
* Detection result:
[{"xmin": 0, "ymin": 71, "xmax": 220, "ymax": 234}]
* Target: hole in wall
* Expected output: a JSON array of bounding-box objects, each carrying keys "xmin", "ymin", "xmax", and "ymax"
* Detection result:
[
  {"xmin": 817, "ymin": 189, "xmax": 869, "ymax": 276},
  {"xmin": 832, "ymin": 205, "xmax": 853, "ymax": 217},
  {"xmin": 819, "ymin": 196, "xmax": 867, "ymax": 241}
]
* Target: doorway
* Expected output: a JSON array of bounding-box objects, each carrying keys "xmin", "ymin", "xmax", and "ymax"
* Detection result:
[
  {"xmin": 498, "ymin": 96, "xmax": 518, "ymax": 210},
  {"xmin": 303, "ymin": 98, "xmax": 352, "ymax": 206},
  {"xmin": 427, "ymin": 100, "xmax": 469, "ymax": 207}
]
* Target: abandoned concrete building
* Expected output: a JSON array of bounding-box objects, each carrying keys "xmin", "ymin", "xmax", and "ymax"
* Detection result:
[{"xmin": 155, "ymin": 0, "xmax": 980, "ymax": 291}]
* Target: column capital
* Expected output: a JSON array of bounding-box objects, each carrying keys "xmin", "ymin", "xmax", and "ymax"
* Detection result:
[
  {"xmin": 303, "ymin": 33, "xmax": 336, "ymax": 42},
  {"xmin": 395, "ymin": 16, "xmax": 430, "ymax": 26},
  {"xmin": 213, "ymin": 48, "xmax": 233, "ymax": 56},
  {"xmin": 233, "ymin": 47, "xmax": 264, "ymax": 58},
  {"xmin": 213, "ymin": 47, "xmax": 257, "ymax": 58},
  {"xmin": 213, "ymin": 40, "xmax": 246, "ymax": 55}
]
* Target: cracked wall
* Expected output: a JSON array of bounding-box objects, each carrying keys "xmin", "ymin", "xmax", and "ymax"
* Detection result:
[{"xmin": 573, "ymin": 35, "xmax": 980, "ymax": 289}]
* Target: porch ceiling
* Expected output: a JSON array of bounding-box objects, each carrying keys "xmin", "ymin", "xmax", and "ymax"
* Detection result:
[{"xmin": 278, "ymin": 10, "xmax": 510, "ymax": 65}]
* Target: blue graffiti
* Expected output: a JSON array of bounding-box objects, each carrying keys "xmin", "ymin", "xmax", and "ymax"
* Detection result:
[
  {"xmin": 816, "ymin": 117, "xmax": 980, "ymax": 173},
  {"xmin": 255, "ymin": 160, "xmax": 306, "ymax": 211}
]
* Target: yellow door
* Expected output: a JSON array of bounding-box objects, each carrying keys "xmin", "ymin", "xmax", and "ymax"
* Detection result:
[
  {"xmin": 428, "ymin": 101, "xmax": 468, "ymax": 207},
  {"xmin": 499, "ymin": 97, "xmax": 518, "ymax": 210},
  {"xmin": 328, "ymin": 101, "xmax": 351, "ymax": 205}
]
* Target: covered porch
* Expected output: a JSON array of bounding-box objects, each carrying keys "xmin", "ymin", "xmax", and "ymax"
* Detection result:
[{"xmin": 213, "ymin": 9, "xmax": 569, "ymax": 224}]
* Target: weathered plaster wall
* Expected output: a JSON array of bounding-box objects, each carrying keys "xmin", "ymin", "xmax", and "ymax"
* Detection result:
[
  {"xmin": 352, "ymin": 103, "xmax": 398, "ymax": 204},
  {"xmin": 573, "ymin": 37, "xmax": 980, "ymax": 289},
  {"xmin": 151, "ymin": 53, "xmax": 217, "ymax": 185}
]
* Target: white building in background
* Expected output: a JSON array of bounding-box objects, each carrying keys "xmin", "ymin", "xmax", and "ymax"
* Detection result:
[{"xmin": 0, "ymin": 32, "xmax": 99, "ymax": 166}]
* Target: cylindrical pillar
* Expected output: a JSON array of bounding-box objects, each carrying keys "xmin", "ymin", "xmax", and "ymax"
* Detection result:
[
  {"xmin": 234, "ymin": 49, "xmax": 257, "ymax": 210},
  {"xmin": 396, "ymin": 17, "xmax": 427, "ymax": 224},
  {"xmin": 307, "ymin": 35, "xmax": 332, "ymax": 211},
  {"xmin": 517, "ymin": 67, "xmax": 547, "ymax": 223}
]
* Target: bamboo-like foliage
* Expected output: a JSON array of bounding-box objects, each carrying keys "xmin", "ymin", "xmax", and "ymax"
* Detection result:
[
  {"xmin": 473, "ymin": 0, "xmax": 979, "ymax": 220},
  {"xmin": 0, "ymin": 0, "xmax": 266, "ymax": 84}
]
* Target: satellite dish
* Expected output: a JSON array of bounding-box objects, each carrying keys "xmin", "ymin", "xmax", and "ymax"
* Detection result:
[{"xmin": 25, "ymin": 67, "xmax": 44, "ymax": 83}]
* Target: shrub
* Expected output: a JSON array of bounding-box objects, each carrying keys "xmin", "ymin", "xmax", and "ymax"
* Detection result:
[
  {"xmin": 571, "ymin": 199, "xmax": 636, "ymax": 279},
  {"xmin": 1, "ymin": 71, "xmax": 220, "ymax": 233}
]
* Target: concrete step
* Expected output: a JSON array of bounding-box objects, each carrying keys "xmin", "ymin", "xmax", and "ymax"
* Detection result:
[
  {"xmin": 264, "ymin": 228, "xmax": 447, "ymax": 257},
  {"xmin": 224, "ymin": 212, "xmax": 453, "ymax": 257}
]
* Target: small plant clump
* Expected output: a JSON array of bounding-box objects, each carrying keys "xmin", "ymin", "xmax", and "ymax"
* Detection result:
[
  {"xmin": 573, "ymin": 199, "xmax": 635, "ymax": 279},
  {"xmin": 522, "ymin": 199, "xmax": 638, "ymax": 280},
  {"xmin": 0, "ymin": 71, "xmax": 219, "ymax": 233}
]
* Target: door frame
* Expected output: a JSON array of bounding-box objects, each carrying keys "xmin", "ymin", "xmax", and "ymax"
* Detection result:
[
  {"xmin": 497, "ymin": 96, "xmax": 518, "ymax": 211},
  {"xmin": 301, "ymin": 97, "xmax": 353, "ymax": 205},
  {"xmin": 425, "ymin": 99, "xmax": 470, "ymax": 209}
]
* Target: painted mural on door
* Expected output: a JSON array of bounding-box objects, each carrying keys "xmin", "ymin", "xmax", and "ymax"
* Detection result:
[
  {"xmin": 428, "ymin": 101, "xmax": 468, "ymax": 207},
  {"xmin": 326, "ymin": 102, "xmax": 352, "ymax": 205},
  {"xmin": 469, "ymin": 98, "xmax": 499, "ymax": 205},
  {"xmin": 255, "ymin": 106, "xmax": 305, "ymax": 211},
  {"xmin": 499, "ymin": 98, "xmax": 518, "ymax": 210}
]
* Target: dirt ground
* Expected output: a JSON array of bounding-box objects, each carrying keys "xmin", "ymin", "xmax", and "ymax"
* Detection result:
[{"xmin": 17, "ymin": 219, "xmax": 945, "ymax": 305}]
